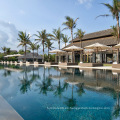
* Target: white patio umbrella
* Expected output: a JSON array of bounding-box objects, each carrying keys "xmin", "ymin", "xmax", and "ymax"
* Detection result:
[
  {"xmin": 84, "ymin": 43, "xmax": 111, "ymax": 63},
  {"xmin": 63, "ymin": 45, "xmax": 83, "ymax": 63},
  {"xmin": 49, "ymin": 49, "xmax": 66, "ymax": 62},
  {"xmin": 4, "ymin": 54, "xmax": 23, "ymax": 57},
  {"xmin": 4, "ymin": 55, "xmax": 13, "ymax": 58},
  {"xmin": 84, "ymin": 43, "xmax": 111, "ymax": 51},
  {"xmin": 12, "ymin": 54, "xmax": 23, "ymax": 57},
  {"xmin": 63, "ymin": 45, "xmax": 83, "ymax": 51},
  {"xmin": 114, "ymin": 43, "xmax": 120, "ymax": 49}
]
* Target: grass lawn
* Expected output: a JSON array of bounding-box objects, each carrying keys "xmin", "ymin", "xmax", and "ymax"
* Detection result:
[{"xmin": 103, "ymin": 64, "xmax": 112, "ymax": 66}]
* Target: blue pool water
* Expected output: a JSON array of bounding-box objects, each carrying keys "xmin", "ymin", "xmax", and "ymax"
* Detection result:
[{"xmin": 0, "ymin": 64, "xmax": 120, "ymax": 120}]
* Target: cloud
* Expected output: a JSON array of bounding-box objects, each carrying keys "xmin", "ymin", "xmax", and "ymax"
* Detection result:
[
  {"xmin": 19, "ymin": 10, "xmax": 26, "ymax": 15},
  {"xmin": 0, "ymin": 21, "xmax": 19, "ymax": 52},
  {"xmin": 78, "ymin": 0, "xmax": 93, "ymax": 8}
]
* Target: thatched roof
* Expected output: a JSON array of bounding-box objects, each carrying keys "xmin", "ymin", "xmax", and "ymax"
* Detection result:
[
  {"xmin": 64, "ymin": 36, "xmax": 117, "ymax": 49},
  {"xmin": 18, "ymin": 53, "xmax": 42, "ymax": 59},
  {"xmin": 73, "ymin": 29, "xmax": 114, "ymax": 42}
]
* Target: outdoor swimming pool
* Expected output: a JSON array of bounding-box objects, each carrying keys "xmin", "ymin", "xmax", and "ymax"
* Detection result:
[{"xmin": 0, "ymin": 64, "xmax": 120, "ymax": 120}]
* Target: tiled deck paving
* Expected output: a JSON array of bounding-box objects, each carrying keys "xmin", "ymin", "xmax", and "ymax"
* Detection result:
[{"xmin": 0, "ymin": 95, "xmax": 23, "ymax": 120}]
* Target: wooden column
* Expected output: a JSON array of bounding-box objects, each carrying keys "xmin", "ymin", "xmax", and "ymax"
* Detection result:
[
  {"xmin": 92, "ymin": 53, "xmax": 96, "ymax": 63},
  {"xmin": 66, "ymin": 52, "xmax": 68, "ymax": 63}
]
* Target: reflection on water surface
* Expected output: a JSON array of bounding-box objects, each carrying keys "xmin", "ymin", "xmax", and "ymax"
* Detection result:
[{"xmin": 0, "ymin": 64, "xmax": 120, "ymax": 120}]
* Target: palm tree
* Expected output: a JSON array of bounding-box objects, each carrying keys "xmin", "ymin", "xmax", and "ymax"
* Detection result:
[
  {"xmin": 62, "ymin": 16, "xmax": 79, "ymax": 44},
  {"xmin": 1, "ymin": 46, "xmax": 6, "ymax": 55},
  {"xmin": 1, "ymin": 46, "xmax": 7, "ymax": 61},
  {"xmin": 111, "ymin": 25, "xmax": 120, "ymax": 63},
  {"xmin": 28, "ymin": 42, "xmax": 37, "ymax": 62},
  {"xmin": 17, "ymin": 31, "xmax": 31, "ymax": 62},
  {"xmin": 6, "ymin": 48, "xmax": 11, "ymax": 55},
  {"xmin": 35, "ymin": 30, "xmax": 49, "ymax": 62},
  {"xmin": 97, "ymin": 0, "xmax": 120, "ymax": 63},
  {"xmin": 74, "ymin": 29, "xmax": 85, "ymax": 62},
  {"xmin": 98, "ymin": 0, "xmax": 120, "ymax": 42},
  {"xmin": 50, "ymin": 27, "xmax": 63, "ymax": 49},
  {"xmin": 45, "ymin": 39, "xmax": 54, "ymax": 62},
  {"xmin": 62, "ymin": 34, "xmax": 70, "ymax": 47},
  {"xmin": 111, "ymin": 25, "xmax": 120, "ymax": 38},
  {"xmin": 74, "ymin": 29, "xmax": 85, "ymax": 48},
  {"xmin": 36, "ymin": 45, "xmax": 40, "ymax": 62}
]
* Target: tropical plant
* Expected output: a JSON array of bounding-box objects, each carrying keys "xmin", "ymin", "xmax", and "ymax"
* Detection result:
[
  {"xmin": 6, "ymin": 48, "xmax": 11, "ymax": 55},
  {"xmin": 50, "ymin": 27, "xmax": 63, "ymax": 49},
  {"xmin": 62, "ymin": 16, "xmax": 79, "ymax": 44},
  {"xmin": 28, "ymin": 42, "xmax": 37, "ymax": 62},
  {"xmin": 35, "ymin": 30, "xmax": 49, "ymax": 62},
  {"xmin": 1, "ymin": 46, "xmax": 7, "ymax": 61},
  {"xmin": 18, "ymin": 49, "xmax": 24, "ymax": 54},
  {"xmin": 74, "ymin": 29, "xmax": 85, "ymax": 48},
  {"xmin": 17, "ymin": 31, "xmax": 31, "ymax": 62},
  {"xmin": 97, "ymin": 0, "xmax": 120, "ymax": 63},
  {"xmin": 45, "ymin": 39, "xmax": 54, "ymax": 62},
  {"xmin": 62, "ymin": 34, "xmax": 70, "ymax": 47},
  {"xmin": 111, "ymin": 25, "xmax": 120, "ymax": 38},
  {"xmin": 97, "ymin": 0, "xmax": 120, "ymax": 43},
  {"xmin": 36, "ymin": 45, "xmax": 40, "ymax": 62},
  {"xmin": 1, "ymin": 46, "xmax": 7, "ymax": 55}
]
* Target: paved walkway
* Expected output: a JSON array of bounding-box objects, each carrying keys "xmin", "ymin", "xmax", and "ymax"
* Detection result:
[
  {"xmin": 2, "ymin": 62, "xmax": 120, "ymax": 71},
  {"xmin": 0, "ymin": 95, "xmax": 23, "ymax": 120}
]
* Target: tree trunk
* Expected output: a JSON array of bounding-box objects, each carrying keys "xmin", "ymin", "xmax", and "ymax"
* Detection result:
[
  {"xmin": 65, "ymin": 43, "xmax": 66, "ymax": 47},
  {"xmin": 117, "ymin": 16, "xmax": 119, "ymax": 63},
  {"xmin": 80, "ymin": 39, "xmax": 82, "ymax": 48},
  {"xmin": 71, "ymin": 29, "xmax": 73, "ymax": 44},
  {"xmin": 48, "ymin": 47, "xmax": 49, "ymax": 62},
  {"xmin": 58, "ymin": 40, "xmax": 60, "ymax": 50},
  {"xmin": 37, "ymin": 49, "xmax": 38, "ymax": 62},
  {"xmin": 43, "ymin": 42, "xmax": 44, "ymax": 62},
  {"xmin": 25, "ymin": 45, "xmax": 26, "ymax": 62},
  {"xmin": 33, "ymin": 50, "xmax": 34, "ymax": 63}
]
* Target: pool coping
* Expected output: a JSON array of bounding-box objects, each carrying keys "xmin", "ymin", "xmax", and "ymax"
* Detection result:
[
  {"xmin": 2, "ymin": 62, "xmax": 120, "ymax": 71},
  {"xmin": 0, "ymin": 95, "xmax": 24, "ymax": 120}
]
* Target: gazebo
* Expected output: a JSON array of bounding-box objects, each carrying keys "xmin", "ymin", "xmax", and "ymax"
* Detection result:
[
  {"xmin": 48, "ymin": 49, "xmax": 66, "ymax": 66},
  {"xmin": 63, "ymin": 45, "xmax": 83, "ymax": 63},
  {"xmin": 79, "ymin": 43, "xmax": 111, "ymax": 67},
  {"xmin": 112, "ymin": 43, "xmax": 120, "ymax": 68}
]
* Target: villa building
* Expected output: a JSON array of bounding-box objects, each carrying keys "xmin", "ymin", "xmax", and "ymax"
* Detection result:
[
  {"xmin": 18, "ymin": 53, "xmax": 43, "ymax": 62},
  {"xmin": 57, "ymin": 29, "xmax": 118, "ymax": 63}
]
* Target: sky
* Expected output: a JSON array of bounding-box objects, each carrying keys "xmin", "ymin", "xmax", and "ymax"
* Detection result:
[{"xmin": 0, "ymin": 0, "xmax": 117, "ymax": 53}]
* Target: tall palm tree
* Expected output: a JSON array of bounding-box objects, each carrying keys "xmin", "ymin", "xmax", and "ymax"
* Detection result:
[
  {"xmin": 62, "ymin": 16, "xmax": 79, "ymax": 44},
  {"xmin": 74, "ymin": 29, "xmax": 85, "ymax": 62},
  {"xmin": 36, "ymin": 45, "xmax": 40, "ymax": 62},
  {"xmin": 6, "ymin": 48, "xmax": 11, "ymax": 55},
  {"xmin": 62, "ymin": 34, "xmax": 70, "ymax": 47},
  {"xmin": 97, "ymin": 0, "xmax": 120, "ymax": 63},
  {"xmin": 111, "ymin": 25, "xmax": 120, "ymax": 38},
  {"xmin": 28, "ymin": 42, "xmax": 37, "ymax": 62},
  {"xmin": 18, "ymin": 31, "xmax": 31, "ymax": 62},
  {"xmin": 74, "ymin": 29, "xmax": 85, "ymax": 48},
  {"xmin": 111, "ymin": 25, "xmax": 120, "ymax": 63},
  {"xmin": 35, "ymin": 30, "xmax": 49, "ymax": 62},
  {"xmin": 1, "ymin": 46, "xmax": 7, "ymax": 61},
  {"xmin": 1, "ymin": 46, "xmax": 6, "ymax": 55},
  {"xmin": 50, "ymin": 27, "xmax": 63, "ymax": 49},
  {"xmin": 45, "ymin": 39, "xmax": 54, "ymax": 62},
  {"xmin": 98, "ymin": 0, "xmax": 120, "ymax": 42}
]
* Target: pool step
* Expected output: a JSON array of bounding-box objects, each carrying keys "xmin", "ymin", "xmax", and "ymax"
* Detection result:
[{"xmin": 0, "ymin": 95, "xmax": 24, "ymax": 120}]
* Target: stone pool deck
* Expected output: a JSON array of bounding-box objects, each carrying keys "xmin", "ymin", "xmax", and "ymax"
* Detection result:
[
  {"xmin": 2, "ymin": 62, "xmax": 120, "ymax": 71},
  {"xmin": 0, "ymin": 95, "xmax": 23, "ymax": 120}
]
